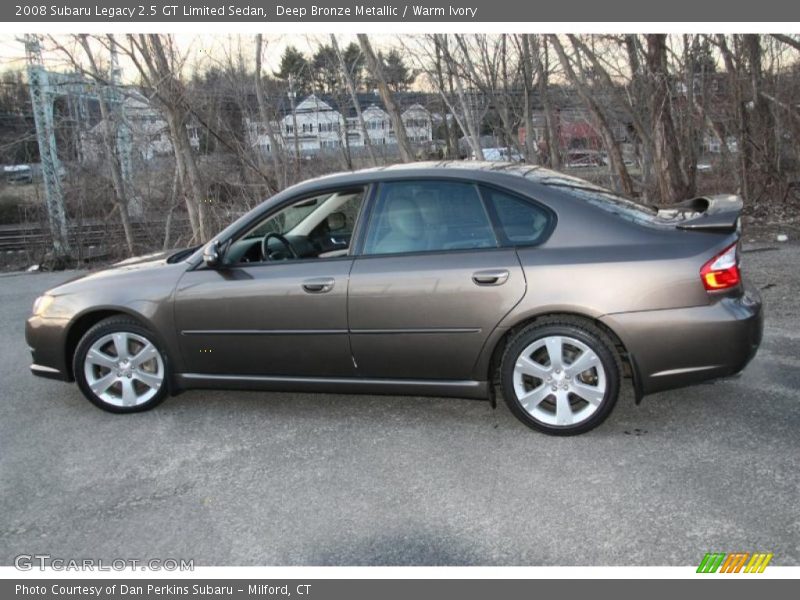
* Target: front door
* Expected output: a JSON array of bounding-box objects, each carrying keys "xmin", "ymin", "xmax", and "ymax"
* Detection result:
[{"xmin": 174, "ymin": 187, "xmax": 366, "ymax": 377}]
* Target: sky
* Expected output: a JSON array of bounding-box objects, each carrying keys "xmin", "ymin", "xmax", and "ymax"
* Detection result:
[{"xmin": 0, "ymin": 33, "xmax": 388, "ymax": 81}]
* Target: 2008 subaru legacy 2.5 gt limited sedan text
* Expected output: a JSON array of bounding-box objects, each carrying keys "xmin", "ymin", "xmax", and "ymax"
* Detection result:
[{"xmin": 26, "ymin": 162, "xmax": 763, "ymax": 435}]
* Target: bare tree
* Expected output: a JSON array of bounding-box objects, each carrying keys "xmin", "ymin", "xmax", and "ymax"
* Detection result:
[
  {"xmin": 117, "ymin": 34, "xmax": 211, "ymax": 243},
  {"xmin": 535, "ymin": 37, "xmax": 561, "ymax": 169},
  {"xmin": 255, "ymin": 34, "xmax": 289, "ymax": 189},
  {"xmin": 644, "ymin": 34, "xmax": 690, "ymax": 203},
  {"xmin": 549, "ymin": 35, "xmax": 634, "ymax": 196},
  {"xmin": 331, "ymin": 34, "xmax": 378, "ymax": 167},
  {"xmin": 434, "ymin": 34, "xmax": 486, "ymax": 160},
  {"xmin": 517, "ymin": 34, "xmax": 539, "ymax": 163},
  {"xmin": 453, "ymin": 34, "xmax": 524, "ymax": 158},
  {"xmin": 357, "ymin": 34, "xmax": 414, "ymax": 163}
]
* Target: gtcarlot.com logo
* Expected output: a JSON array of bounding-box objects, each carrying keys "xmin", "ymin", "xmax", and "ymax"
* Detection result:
[
  {"xmin": 697, "ymin": 552, "xmax": 773, "ymax": 573},
  {"xmin": 14, "ymin": 554, "xmax": 194, "ymax": 571}
]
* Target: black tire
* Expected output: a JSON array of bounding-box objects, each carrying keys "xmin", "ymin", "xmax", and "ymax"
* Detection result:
[
  {"xmin": 73, "ymin": 316, "xmax": 169, "ymax": 414},
  {"xmin": 499, "ymin": 317, "xmax": 621, "ymax": 435}
]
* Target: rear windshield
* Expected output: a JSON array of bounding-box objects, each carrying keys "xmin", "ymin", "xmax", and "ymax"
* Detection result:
[{"xmin": 532, "ymin": 172, "xmax": 659, "ymax": 225}]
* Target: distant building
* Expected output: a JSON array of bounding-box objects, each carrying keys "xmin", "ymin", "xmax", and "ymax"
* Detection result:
[
  {"xmin": 282, "ymin": 94, "xmax": 348, "ymax": 153},
  {"xmin": 81, "ymin": 90, "xmax": 199, "ymax": 162},
  {"xmin": 402, "ymin": 103, "xmax": 433, "ymax": 144},
  {"xmin": 245, "ymin": 93, "xmax": 433, "ymax": 156}
]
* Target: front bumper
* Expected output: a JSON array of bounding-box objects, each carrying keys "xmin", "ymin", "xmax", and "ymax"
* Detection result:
[
  {"xmin": 26, "ymin": 315, "xmax": 71, "ymax": 381},
  {"xmin": 602, "ymin": 281, "xmax": 763, "ymax": 396}
]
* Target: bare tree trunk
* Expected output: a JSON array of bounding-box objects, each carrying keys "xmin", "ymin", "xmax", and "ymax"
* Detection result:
[
  {"xmin": 437, "ymin": 35, "xmax": 484, "ymax": 160},
  {"xmin": 519, "ymin": 35, "xmax": 539, "ymax": 163},
  {"xmin": 165, "ymin": 113, "xmax": 200, "ymax": 240},
  {"xmin": 549, "ymin": 35, "xmax": 634, "ymax": 196},
  {"xmin": 432, "ymin": 37, "xmax": 455, "ymax": 159},
  {"xmin": 331, "ymin": 35, "xmax": 378, "ymax": 167},
  {"xmin": 255, "ymin": 34, "xmax": 287, "ymax": 189},
  {"xmin": 645, "ymin": 34, "xmax": 690, "ymax": 203},
  {"xmin": 163, "ymin": 167, "xmax": 180, "ymax": 250},
  {"xmin": 681, "ymin": 35, "xmax": 698, "ymax": 198},
  {"xmin": 623, "ymin": 35, "xmax": 655, "ymax": 196},
  {"xmin": 717, "ymin": 35, "xmax": 750, "ymax": 199},
  {"xmin": 745, "ymin": 34, "xmax": 777, "ymax": 186},
  {"xmin": 121, "ymin": 34, "xmax": 211, "ymax": 242},
  {"xmin": 358, "ymin": 34, "xmax": 414, "ymax": 162},
  {"xmin": 430, "ymin": 34, "xmax": 466, "ymax": 158},
  {"xmin": 535, "ymin": 38, "xmax": 561, "ymax": 169}
]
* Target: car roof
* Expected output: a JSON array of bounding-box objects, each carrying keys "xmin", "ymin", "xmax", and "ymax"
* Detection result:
[{"xmin": 288, "ymin": 160, "xmax": 613, "ymax": 196}]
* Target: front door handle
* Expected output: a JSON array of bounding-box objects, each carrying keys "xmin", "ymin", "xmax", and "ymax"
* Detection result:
[
  {"xmin": 302, "ymin": 277, "xmax": 335, "ymax": 294},
  {"xmin": 472, "ymin": 269, "xmax": 509, "ymax": 286}
]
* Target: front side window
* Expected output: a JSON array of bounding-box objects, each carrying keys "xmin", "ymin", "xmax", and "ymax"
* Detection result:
[
  {"xmin": 224, "ymin": 188, "xmax": 365, "ymax": 264},
  {"xmin": 363, "ymin": 181, "xmax": 497, "ymax": 256}
]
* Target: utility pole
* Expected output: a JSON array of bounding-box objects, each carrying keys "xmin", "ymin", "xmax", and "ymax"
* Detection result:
[{"xmin": 23, "ymin": 34, "xmax": 70, "ymax": 258}]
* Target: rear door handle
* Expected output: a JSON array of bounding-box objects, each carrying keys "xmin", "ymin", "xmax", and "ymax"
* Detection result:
[
  {"xmin": 302, "ymin": 277, "xmax": 335, "ymax": 293},
  {"xmin": 472, "ymin": 269, "xmax": 509, "ymax": 286}
]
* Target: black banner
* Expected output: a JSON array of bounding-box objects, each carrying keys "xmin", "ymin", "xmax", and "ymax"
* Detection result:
[
  {"xmin": 4, "ymin": 579, "xmax": 799, "ymax": 600},
  {"xmin": 3, "ymin": 0, "xmax": 799, "ymax": 22}
]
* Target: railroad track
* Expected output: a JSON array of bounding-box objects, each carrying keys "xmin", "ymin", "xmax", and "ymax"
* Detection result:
[{"xmin": 0, "ymin": 219, "xmax": 190, "ymax": 255}]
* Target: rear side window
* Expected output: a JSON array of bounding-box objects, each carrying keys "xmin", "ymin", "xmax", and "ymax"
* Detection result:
[
  {"xmin": 363, "ymin": 181, "xmax": 497, "ymax": 255},
  {"xmin": 480, "ymin": 186, "xmax": 553, "ymax": 246}
]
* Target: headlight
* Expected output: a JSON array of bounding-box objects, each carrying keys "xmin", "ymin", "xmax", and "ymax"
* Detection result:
[{"xmin": 32, "ymin": 294, "xmax": 55, "ymax": 316}]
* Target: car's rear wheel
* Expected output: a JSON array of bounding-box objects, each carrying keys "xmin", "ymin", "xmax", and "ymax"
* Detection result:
[
  {"xmin": 499, "ymin": 318, "xmax": 620, "ymax": 435},
  {"xmin": 73, "ymin": 316, "xmax": 169, "ymax": 413}
]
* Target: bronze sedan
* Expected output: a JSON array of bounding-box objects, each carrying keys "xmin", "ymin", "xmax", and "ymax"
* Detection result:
[{"xmin": 26, "ymin": 163, "xmax": 763, "ymax": 435}]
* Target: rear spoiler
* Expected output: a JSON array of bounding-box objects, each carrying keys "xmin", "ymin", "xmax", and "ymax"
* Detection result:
[{"xmin": 656, "ymin": 195, "xmax": 743, "ymax": 233}]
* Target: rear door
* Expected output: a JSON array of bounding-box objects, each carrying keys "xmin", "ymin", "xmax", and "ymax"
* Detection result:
[{"xmin": 347, "ymin": 180, "xmax": 526, "ymax": 380}]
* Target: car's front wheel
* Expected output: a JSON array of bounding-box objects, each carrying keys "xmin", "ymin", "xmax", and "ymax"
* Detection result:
[
  {"xmin": 500, "ymin": 317, "xmax": 621, "ymax": 435},
  {"xmin": 73, "ymin": 316, "xmax": 169, "ymax": 413}
]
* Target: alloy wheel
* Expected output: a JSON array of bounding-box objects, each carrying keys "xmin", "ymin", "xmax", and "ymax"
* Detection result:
[
  {"xmin": 512, "ymin": 335, "xmax": 607, "ymax": 426},
  {"xmin": 83, "ymin": 331, "xmax": 165, "ymax": 407}
]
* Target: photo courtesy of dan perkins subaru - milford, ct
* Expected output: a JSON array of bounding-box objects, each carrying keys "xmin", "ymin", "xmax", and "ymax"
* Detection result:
[{"xmin": 25, "ymin": 162, "xmax": 763, "ymax": 435}]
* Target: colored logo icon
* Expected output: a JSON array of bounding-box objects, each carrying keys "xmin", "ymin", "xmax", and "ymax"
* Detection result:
[{"xmin": 697, "ymin": 552, "xmax": 773, "ymax": 573}]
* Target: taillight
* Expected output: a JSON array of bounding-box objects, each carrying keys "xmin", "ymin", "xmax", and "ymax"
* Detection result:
[{"xmin": 700, "ymin": 242, "xmax": 741, "ymax": 291}]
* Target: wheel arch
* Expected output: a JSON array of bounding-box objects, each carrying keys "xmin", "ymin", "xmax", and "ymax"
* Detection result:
[
  {"xmin": 485, "ymin": 310, "xmax": 642, "ymax": 404},
  {"xmin": 64, "ymin": 307, "xmax": 160, "ymax": 381}
]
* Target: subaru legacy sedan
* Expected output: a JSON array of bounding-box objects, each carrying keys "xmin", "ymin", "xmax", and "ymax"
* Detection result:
[{"xmin": 26, "ymin": 162, "xmax": 763, "ymax": 435}]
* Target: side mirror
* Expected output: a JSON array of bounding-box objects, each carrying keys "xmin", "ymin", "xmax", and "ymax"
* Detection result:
[
  {"xmin": 203, "ymin": 240, "xmax": 221, "ymax": 268},
  {"xmin": 327, "ymin": 211, "xmax": 347, "ymax": 231}
]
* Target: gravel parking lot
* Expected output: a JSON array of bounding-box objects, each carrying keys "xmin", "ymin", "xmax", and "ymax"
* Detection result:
[{"xmin": 1, "ymin": 243, "xmax": 798, "ymax": 566}]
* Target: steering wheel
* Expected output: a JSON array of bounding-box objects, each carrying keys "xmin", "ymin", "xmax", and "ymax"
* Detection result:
[{"xmin": 261, "ymin": 232, "xmax": 298, "ymax": 261}]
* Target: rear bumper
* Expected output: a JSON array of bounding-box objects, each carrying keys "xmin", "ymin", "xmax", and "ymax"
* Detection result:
[{"xmin": 602, "ymin": 281, "xmax": 763, "ymax": 396}]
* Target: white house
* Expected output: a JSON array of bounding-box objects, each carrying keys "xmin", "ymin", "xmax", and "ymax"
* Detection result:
[
  {"xmin": 81, "ymin": 90, "xmax": 199, "ymax": 162},
  {"xmin": 360, "ymin": 104, "xmax": 394, "ymax": 145},
  {"xmin": 703, "ymin": 132, "xmax": 739, "ymax": 154},
  {"xmin": 247, "ymin": 94, "xmax": 433, "ymax": 156},
  {"xmin": 402, "ymin": 104, "xmax": 433, "ymax": 144},
  {"xmin": 245, "ymin": 117, "xmax": 283, "ymax": 154},
  {"xmin": 282, "ymin": 94, "xmax": 347, "ymax": 154}
]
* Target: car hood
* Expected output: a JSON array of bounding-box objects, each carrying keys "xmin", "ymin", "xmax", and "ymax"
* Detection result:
[{"xmin": 46, "ymin": 248, "xmax": 192, "ymax": 295}]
